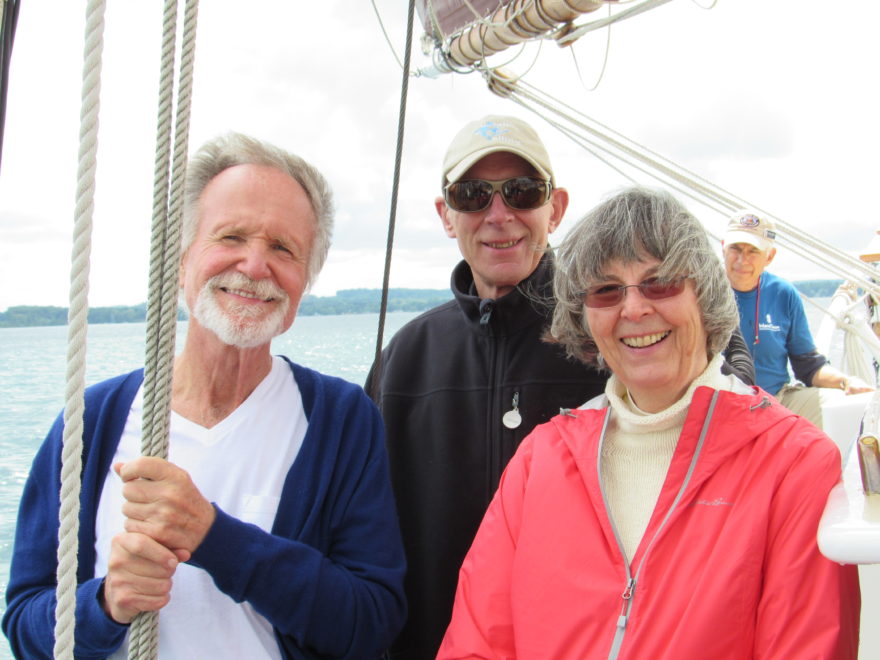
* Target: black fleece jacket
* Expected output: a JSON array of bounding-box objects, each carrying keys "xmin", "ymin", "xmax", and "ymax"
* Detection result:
[{"xmin": 365, "ymin": 255, "xmax": 607, "ymax": 659}]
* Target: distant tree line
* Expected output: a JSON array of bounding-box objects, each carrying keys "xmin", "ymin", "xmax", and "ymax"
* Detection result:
[
  {"xmin": 0, "ymin": 289, "xmax": 455, "ymax": 328},
  {"xmin": 297, "ymin": 288, "xmax": 453, "ymax": 316},
  {"xmin": 0, "ymin": 282, "xmax": 850, "ymax": 329}
]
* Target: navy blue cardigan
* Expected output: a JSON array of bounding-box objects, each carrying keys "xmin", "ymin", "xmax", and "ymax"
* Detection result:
[{"xmin": 3, "ymin": 358, "xmax": 406, "ymax": 659}]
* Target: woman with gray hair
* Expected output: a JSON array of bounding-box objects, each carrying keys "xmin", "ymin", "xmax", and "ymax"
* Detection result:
[{"xmin": 438, "ymin": 188, "xmax": 859, "ymax": 659}]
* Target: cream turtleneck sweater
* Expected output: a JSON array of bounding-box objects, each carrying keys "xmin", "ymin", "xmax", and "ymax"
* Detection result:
[{"xmin": 600, "ymin": 353, "xmax": 748, "ymax": 561}]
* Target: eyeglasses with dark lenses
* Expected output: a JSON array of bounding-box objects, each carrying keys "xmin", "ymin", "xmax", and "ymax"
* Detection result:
[
  {"xmin": 444, "ymin": 177, "xmax": 552, "ymax": 213},
  {"xmin": 583, "ymin": 276, "xmax": 690, "ymax": 309}
]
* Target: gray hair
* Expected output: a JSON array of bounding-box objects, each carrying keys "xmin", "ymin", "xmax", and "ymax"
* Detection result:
[
  {"xmin": 549, "ymin": 187, "xmax": 738, "ymax": 367},
  {"xmin": 181, "ymin": 132, "xmax": 334, "ymax": 287}
]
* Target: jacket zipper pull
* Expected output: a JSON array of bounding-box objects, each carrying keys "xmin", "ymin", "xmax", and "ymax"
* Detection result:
[
  {"xmin": 479, "ymin": 299, "xmax": 494, "ymax": 325},
  {"xmin": 617, "ymin": 577, "xmax": 636, "ymax": 630},
  {"xmin": 502, "ymin": 392, "xmax": 522, "ymax": 429},
  {"xmin": 749, "ymin": 396, "xmax": 771, "ymax": 411}
]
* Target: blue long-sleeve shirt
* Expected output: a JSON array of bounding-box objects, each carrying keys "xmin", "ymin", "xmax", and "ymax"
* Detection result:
[
  {"xmin": 3, "ymin": 358, "xmax": 406, "ymax": 659},
  {"xmin": 733, "ymin": 271, "xmax": 826, "ymax": 394}
]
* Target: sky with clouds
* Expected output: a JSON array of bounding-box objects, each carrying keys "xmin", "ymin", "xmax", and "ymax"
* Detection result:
[{"xmin": 1, "ymin": 0, "xmax": 878, "ymax": 311}]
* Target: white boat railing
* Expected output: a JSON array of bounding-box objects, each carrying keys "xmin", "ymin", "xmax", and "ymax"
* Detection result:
[
  {"xmin": 818, "ymin": 390, "xmax": 880, "ymax": 564},
  {"xmin": 809, "ymin": 283, "xmax": 880, "ymax": 568}
]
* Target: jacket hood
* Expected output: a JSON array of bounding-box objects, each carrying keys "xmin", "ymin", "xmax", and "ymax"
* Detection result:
[{"xmin": 555, "ymin": 385, "xmax": 803, "ymax": 503}]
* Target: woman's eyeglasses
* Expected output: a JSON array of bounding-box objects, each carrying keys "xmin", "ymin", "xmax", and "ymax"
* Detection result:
[
  {"xmin": 583, "ymin": 276, "xmax": 690, "ymax": 309},
  {"xmin": 444, "ymin": 177, "xmax": 552, "ymax": 213}
]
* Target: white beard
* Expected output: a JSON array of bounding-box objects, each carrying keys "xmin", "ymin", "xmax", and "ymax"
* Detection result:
[{"xmin": 192, "ymin": 273, "xmax": 291, "ymax": 348}]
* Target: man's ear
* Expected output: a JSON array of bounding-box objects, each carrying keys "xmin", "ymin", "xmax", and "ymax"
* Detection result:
[
  {"xmin": 436, "ymin": 196, "xmax": 456, "ymax": 238},
  {"xmin": 765, "ymin": 247, "xmax": 777, "ymax": 265},
  {"xmin": 547, "ymin": 187, "xmax": 569, "ymax": 234}
]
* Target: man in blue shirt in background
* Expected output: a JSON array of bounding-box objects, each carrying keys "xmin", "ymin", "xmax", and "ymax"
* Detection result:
[{"xmin": 722, "ymin": 210, "xmax": 872, "ymax": 428}]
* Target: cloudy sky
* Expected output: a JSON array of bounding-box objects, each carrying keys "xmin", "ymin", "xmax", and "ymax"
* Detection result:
[{"xmin": 1, "ymin": 0, "xmax": 878, "ymax": 311}]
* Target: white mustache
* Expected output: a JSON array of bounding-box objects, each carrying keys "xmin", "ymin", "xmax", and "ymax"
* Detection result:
[{"xmin": 208, "ymin": 272, "xmax": 287, "ymax": 303}]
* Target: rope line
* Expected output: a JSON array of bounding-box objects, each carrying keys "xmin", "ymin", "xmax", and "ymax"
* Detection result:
[
  {"xmin": 477, "ymin": 68, "xmax": 880, "ymax": 386},
  {"xmin": 556, "ymin": 0, "xmax": 674, "ymax": 46},
  {"xmin": 140, "ymin": 0, "xmax": 178, "ymax": 469},
  {"xmin": 54, "ymin": 1, "xmax": 106, "ymax": 657},
  {"xmin": 371, "ymin": 0, "xmax": 404, "ymax": 70},
  {"xmin": 487, "ymin": 71, "xmax": 880, "ymax": 298},
  {"xmin": 125, "ymin": 0, "xmax": 178, "ymax": 654},
  {"xmin": 370, "ymin": 0, "xmax": 416, "ymax": 395},
  {"xmin": 129, "ymin": 1, "xmax": 200, "ymax": 657},
  {"xmin": 0, "ymin": 0, "xmax": 21, "ymax": 173}
]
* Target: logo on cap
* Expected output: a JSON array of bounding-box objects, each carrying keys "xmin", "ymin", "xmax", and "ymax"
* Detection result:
[
  {"xmin": 475, "ymin": 121, "xmax": 509, "ymax": 141},
  {"xmin": 726, "ymin": 210, "xmax": 777, "ymax": 245}
]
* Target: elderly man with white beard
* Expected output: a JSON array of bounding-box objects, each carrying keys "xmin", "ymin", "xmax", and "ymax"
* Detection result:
[{"xmin": 2, "ymin": 133, "xmax": 407, "ymax": 660}]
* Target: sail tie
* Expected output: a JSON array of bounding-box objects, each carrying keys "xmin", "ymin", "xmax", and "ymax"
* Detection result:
[{"xmin": 370, "ymin": 0, "xmax": 417, "ymax": 393}]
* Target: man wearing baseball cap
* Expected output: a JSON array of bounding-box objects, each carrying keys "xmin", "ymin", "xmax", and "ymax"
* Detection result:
[
  {"xmin": 722, "ymin": 210, "xmax": 872, "ymax": 427},
  {"xmin": 365, "ymin": 115, "xmax": 608, "ymax": 659}
]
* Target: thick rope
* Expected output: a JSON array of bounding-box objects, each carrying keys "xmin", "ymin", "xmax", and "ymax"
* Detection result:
[
  {"xmin": 125, "ymin": 0, "xmax": 178, "ymax": 653},
  {"xmin": 128, "ymin": 1, "xmax": 200, "ymax": 657},
  {"xmin": 53, "ymin": 2, "xmax": 106, "ymax": 657},
  {"xmin": 139, "ymin": 0, "xmax": 179, "ymax": 470},
  {"xmin": 370, "ymin": 0, "xmax": 416, "ymax": 395}
]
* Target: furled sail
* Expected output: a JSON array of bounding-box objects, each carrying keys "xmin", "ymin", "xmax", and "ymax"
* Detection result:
[{"xmin": 417, "ymin": 0, "xmax": 610, "ymax": 70}]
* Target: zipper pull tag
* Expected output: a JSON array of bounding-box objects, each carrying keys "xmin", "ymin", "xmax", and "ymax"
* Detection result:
[
  {"xmin": 502, "ymin": 392, "xmax": 522, "ymax": 429},
  {"xmin": 617, "ymin": 577, "xmax": 636, "ymax": 630},
  {"xmin": 622, "ymin": 577, "xmax": 635, "ymax": 601}
]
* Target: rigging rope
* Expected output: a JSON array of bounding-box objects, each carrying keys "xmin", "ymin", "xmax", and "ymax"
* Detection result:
[
  {"xmin": 371, "ymin": 0, "xmax": 417, "ymax": 395},
  {"xmin": 0, "ymin": 0, "xmax": 21, "ymax": 173},
  {"xmin": 53, "ymin": 1, "xmax": 199, "ymax": 657},
  {"xmin": 54, "ymin": 2, "xmax": 106, "ymax": 657},
  {"xmin": 128, "ymin": 1, "xmax": 200, "ymax": 657},
  {"xmin": 371, "ymin": 0, "xmax": 405, "ymax": 70},
  {"xmin": 475, "ymin": 67, "xmax": 880, "ymax": 387},
  {"xmin": 483, "ymin": 69, "xmax": 880, "ymax": 301},
  {"xmin": 555, "ymin": 0, "xmax": 674, "ymax": 46}
]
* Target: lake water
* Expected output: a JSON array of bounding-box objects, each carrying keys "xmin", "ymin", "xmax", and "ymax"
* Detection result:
[{"xmin": 0, "ymin": 300, "xmax": 867, "ymax": 657}]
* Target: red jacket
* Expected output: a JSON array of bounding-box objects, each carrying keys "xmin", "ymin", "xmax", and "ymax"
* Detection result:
[{"xmin": 438, "ymin": 386, "xmax": 860, "ymax": 659}]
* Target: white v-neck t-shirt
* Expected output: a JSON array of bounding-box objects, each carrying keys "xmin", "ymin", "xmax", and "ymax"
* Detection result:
[{"xmin": 95, "ymin": 356, "xmax": 306, "ymax": 659}]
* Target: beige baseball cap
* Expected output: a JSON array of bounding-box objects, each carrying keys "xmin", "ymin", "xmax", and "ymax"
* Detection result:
[
  {"xmin": 724, "ymin": 210, "xmax": 777, "ymax": 251},
  {"xmin": 441, "ymin": 115, "xmax": 554, "ymax": 186}
]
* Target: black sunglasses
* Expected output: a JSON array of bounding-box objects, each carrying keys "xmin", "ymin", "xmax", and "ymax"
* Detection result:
[
  {"xmin": 444, "ymin": 177, "xmax": 553, "ymax": 213},
  {"xmin": 583, "ymin": 276, "xmax": 691, "ymax": 309}
]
